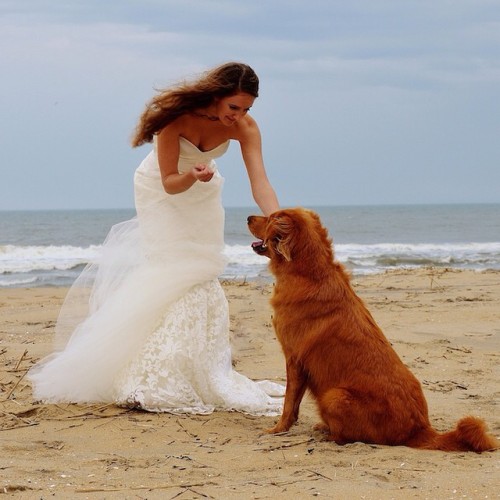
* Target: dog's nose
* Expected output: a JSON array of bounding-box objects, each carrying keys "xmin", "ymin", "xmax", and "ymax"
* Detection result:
[{"xmin": 247, "ymin": 216, "xmax": 253, "ymax": 224}]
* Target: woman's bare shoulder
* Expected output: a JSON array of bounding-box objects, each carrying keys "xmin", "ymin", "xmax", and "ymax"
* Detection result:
[
  {"xmin": 232, "ymin": 114, "xmax": 260, "ymax": 141},
  {"xmin": 157, "ymin": 115, "xmax": 190, "ymax": 137},
  {"xmin": 156, "ymin": 120, "xmax": 183, "ymax": 148}
]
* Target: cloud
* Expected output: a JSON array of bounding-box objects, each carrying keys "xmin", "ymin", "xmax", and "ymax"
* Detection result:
[{"xmin": 0, "ymin": 0, "xmax": 499, "ymax": 209}]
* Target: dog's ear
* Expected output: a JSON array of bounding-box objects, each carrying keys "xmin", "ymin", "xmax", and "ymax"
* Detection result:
[
  {"xmin": 276, "ymin": 236, "xmax": 292, "ymax": 262},
  {"xmin": 270, "ymin": 215, "xmax": 294, "ymax": 261}
]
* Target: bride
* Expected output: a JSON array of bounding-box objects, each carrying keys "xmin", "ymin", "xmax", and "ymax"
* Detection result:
[{"xmin": 29, "ymin": 62, "xmax": 284, "ymax": 416}]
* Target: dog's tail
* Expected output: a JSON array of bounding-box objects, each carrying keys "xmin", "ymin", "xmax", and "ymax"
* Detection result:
[{"xmin": 412, "ymin": 416, "xmax": 498, "ymax": 452}]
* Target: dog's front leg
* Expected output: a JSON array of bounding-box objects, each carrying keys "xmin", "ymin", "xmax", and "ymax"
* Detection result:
[{"xmin": 267, "ymin": 358, "xmax": 307, "ymax": 434}]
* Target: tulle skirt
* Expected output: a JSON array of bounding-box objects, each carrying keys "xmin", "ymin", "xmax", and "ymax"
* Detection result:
[{"xmin": 28, "ymin": 150, "xmax": 284, "ymax": 415}]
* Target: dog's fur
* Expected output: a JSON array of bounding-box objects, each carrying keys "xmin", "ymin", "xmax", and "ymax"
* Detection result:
[{"xmin": 248, "ymin": 208, "xmax": 498, "ymax": 452}]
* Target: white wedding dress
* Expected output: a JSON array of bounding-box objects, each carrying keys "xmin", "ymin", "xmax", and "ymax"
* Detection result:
[{"xmin": 29, "ymin": 137, "xmax": 284, "ymax": 415}]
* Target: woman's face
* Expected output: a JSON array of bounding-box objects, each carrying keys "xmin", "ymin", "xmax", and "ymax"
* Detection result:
[{"xmin": 214, "ymin": 92, "xmax": 255, "ymax": 126}]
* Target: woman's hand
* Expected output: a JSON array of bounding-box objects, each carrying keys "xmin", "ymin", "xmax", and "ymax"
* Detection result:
[{"xmin": 192, "ymin": 162, "xmax": 215, "ymax": 183}]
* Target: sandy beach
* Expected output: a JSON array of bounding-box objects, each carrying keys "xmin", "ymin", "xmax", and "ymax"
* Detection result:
[{"xmin": 1, "ymin": 269, "xmax": 499, "ymax": 499}]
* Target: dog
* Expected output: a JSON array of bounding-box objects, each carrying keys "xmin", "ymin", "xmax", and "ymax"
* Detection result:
[{"xmin": 248, "ymin": 207, "xmax": 498, "ymax": 452}]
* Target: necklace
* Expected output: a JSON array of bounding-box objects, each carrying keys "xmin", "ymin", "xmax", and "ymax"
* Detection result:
[{"xmin": 193, "ymin": 111, "xmax": 219, "ymax": 122}]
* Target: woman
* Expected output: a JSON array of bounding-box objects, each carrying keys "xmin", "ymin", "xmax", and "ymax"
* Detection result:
[{"xmin": 29, "ymin": 62, "xmax": 284, "ymax": 415}]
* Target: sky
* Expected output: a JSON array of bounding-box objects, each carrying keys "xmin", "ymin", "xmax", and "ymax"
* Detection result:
[{"xmin": 1, "ymin": 0, "xmax": 499, "ymax": 210}]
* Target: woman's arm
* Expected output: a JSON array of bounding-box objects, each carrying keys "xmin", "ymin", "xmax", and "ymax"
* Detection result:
[
  {"xmin": 238, "ymin": 117, "xmax": 280, "ymax": 216},
  {"xmin": 156, "ymin": 125, "xmax": 214, "ymax": 194}
]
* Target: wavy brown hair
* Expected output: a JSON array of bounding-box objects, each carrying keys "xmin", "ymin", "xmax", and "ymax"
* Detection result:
[{"xmin": 131, "ymin": 62, "xmax": 259, "ymax": 147}]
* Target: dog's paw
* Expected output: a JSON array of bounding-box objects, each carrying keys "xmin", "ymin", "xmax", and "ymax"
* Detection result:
[
  {"xmin": 266, "ymin": 424, "xmax": 290, "ymax": 434},
  {"xmin": 313, "ymin": 422, "xmax": 329, "ymax": 433}
]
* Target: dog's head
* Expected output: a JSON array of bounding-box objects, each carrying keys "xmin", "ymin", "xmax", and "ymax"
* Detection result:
[{"xmin": 247, "ymin": 208, "xmax": 333, "ymax": 264}]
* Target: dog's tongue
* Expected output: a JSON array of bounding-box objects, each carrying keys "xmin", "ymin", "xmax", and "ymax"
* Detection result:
[{"xmin": 251, "ymin": 240, "xmax": 268, "ymax": 255}]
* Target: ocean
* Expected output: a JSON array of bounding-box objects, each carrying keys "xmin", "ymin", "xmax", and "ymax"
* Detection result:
[{"xmin": 1, "ymin": 204, "xmax": 499, "ymax": 288}]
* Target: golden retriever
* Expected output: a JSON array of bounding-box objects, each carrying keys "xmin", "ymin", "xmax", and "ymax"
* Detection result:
[{"xmin": 248, "ymin": 207, "xmax": 498, "ymax": 452}]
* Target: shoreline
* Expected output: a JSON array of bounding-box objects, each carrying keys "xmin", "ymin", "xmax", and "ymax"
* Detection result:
[
  {"xmin": 3, "ymin": 265, "xmax": 500, "ymax": 290},
  {"xmin": 1, "ymin": 268, "xmax": 499, "ymax": 498}
]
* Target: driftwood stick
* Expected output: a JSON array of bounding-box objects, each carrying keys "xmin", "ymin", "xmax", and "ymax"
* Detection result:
[
  {"xmin": 254, "ymin": 437, "xmax": 314, "ymax": 452},
  {"xmin": 305, "ymin": 468, "xmax": 333, "ymax": 481},
  {"xmin": 4, "ymin": 370, "xmax": 28, "ymax": 400},
  {"xmin": 14, "ymin": 350, "xmax": 29, "ymax": 371},
  {"xmin": 75, "ymin": 481, "xmax": 214, "ymax": 493}
]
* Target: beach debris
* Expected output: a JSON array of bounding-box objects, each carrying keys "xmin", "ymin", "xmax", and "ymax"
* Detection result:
[
  {"xmin": 422, "ymin": 380, "xmax": 468, "ymax": 392},
  {"xmin": 254, "ymin": 437, "xmax": 314, "ymax": 452}
]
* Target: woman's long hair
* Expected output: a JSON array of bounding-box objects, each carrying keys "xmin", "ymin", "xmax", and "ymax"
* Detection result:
[{"xmin": 131, "ymin": 62, "xmax": 259, "ymax": 147}]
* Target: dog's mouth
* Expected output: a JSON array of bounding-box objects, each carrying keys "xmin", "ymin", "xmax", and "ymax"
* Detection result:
[{"xmin": 251, "ymin": 240, "xmax": 268, "ymax": 255}]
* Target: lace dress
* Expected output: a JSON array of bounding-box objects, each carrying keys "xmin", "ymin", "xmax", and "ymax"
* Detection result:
[{"xmin": 28, "ymin": 137, "xmax": 284, "ymax": 416}]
